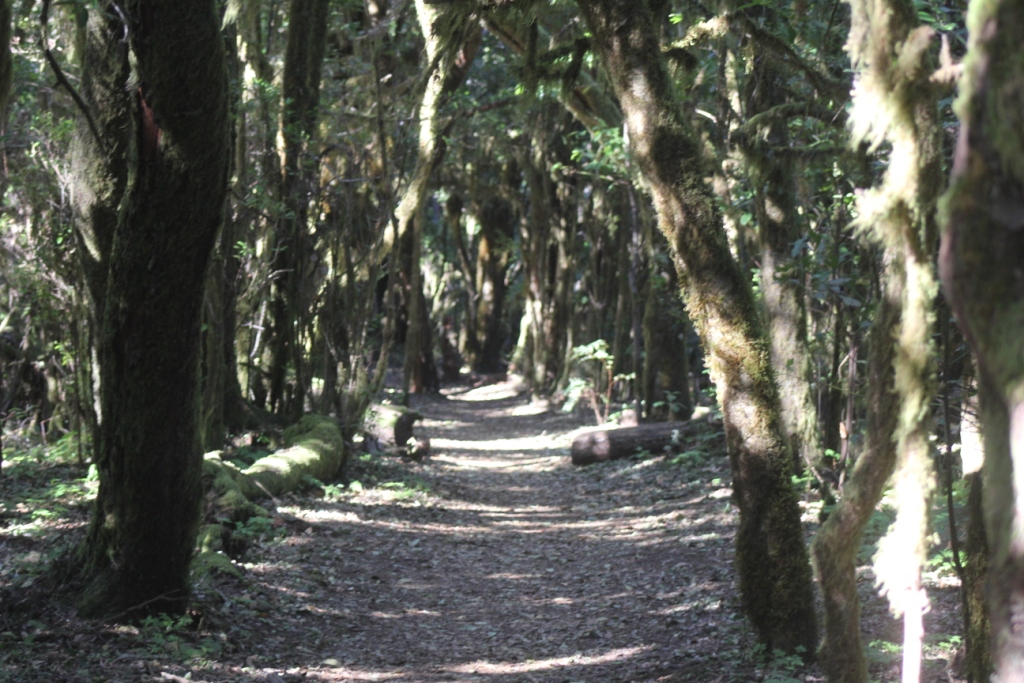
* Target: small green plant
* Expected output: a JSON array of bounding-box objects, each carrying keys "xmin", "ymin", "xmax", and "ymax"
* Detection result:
[
  {"xmin": 763, "ymin": 648, "xmax": 806, "ymax": 683},
  {"xmin": 746, "ymin": 644, "xmax": 807, "ymax": 683},
  {"xmin": 563, "ymin": 340, "xmax": 627, "ymax": 424},
  {"xmin": 670, "ymin": 449, "xmax": 706, "ymax": 467},
  {"xmin": 632, "ymin": 447, "xmax": 653, "ymax": 460},
  {"xmin": 379, "ymin": 477, "xmax": 431, "ymax": 499},
  {"xmin": 866, "ymin": 639, "xmax": 902, "ymax": 664},
  {"xmin": 233, "ymin": 516, "xmax": 279, "ymax": 543},
  {"xmin": 653, "ymin": 390, "xmax": 684, "ymax": 417},
  {"xmin": 137, "ymin": 614, "xmax": 222, "ymax": 660}
]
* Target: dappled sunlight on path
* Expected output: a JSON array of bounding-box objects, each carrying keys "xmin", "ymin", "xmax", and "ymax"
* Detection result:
[{"xmin": 229, "ymin": 378, "xmax": 746, "ymax": 683}]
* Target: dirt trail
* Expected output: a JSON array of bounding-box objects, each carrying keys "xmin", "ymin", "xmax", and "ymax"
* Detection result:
[
  {"xmin": 0, "ymin": 380, "xmax": 759, "ymax": 683},
  {"xmin": 236, "ymin": 380, "xmax": 745, "ymax": 683}
]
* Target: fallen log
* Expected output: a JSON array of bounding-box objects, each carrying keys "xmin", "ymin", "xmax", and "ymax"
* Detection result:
[
  {"xmin": 571, "ymin": 421, "xmax": 700, "ymax": 465},
  {"xmin": 195, "ymin": 414, "xmax": 345, "ymax": 582},
  {"xmin": 364, "ymin": 403, "xmax": 421, "ymax": 450}
]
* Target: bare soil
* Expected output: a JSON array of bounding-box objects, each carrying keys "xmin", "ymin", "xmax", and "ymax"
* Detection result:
[{"xmin": 0, "ymin": 378, "xmax": 966, "ymax": 682}]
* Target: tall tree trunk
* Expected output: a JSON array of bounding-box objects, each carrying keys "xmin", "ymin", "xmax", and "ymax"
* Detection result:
[
  {"xmin": 397, "ymin": 1, "xmax": 478, "ymax": 394},
  {"xmin": 958, "ymin": 360, "xmax": 990, "ymax": 681},
  {"xmin": 268, "ymin": 0, "xmax": 331, "ymax": 418},
  {"xmin": 812, "ymin": 254, "xmax": 901, "ymax": 683},
  {"xmin": 642, "ymin": 243, "xmax": 692, "ymax": 422},
  {"xmin": 515, "ymin": 128, "xmax": 551, "ymax": 391},
  {"xmin": 739, "ymin": 39, "xmax": 821, "ymax": 475},
  {"xmin": 474, "ymin": 196, "xmax": 515, "ymax": 373},
  {"xmin": 74, "ymin": 0, "xmax": 229, "ymax": 619},
  {"xmin": 576, "ymin": 0, "xmax": 816, "ymax": 654},
  {"xmin": 940, "ymin": 1, "xmax": 1024, "ymax": 677},
  {"xmin": 813, "ymin": 0, "xmax": 943, "ymax": 678}
]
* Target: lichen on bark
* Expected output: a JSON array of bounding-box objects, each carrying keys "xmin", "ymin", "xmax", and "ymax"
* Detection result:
[
  {"xmin": 576, "ymin": 0, "xmax": 816, "ymax": 655},
  {"xmin": 939, "ymin": 0, "xmax": 1024, "ymax": 678},
  {"xmin": 811, "ymin": 0, "xmax": 943, "ymax": 678}
]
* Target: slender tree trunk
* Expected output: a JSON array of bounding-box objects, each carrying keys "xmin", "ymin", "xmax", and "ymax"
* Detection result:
[
  {"xmin": 398, "ymin": 2, "xmax": 478, "ymax": 394},
  {"xmin": 642, "ymin": 244, "xmax": 692, "ymax": 422},
  {"xmin": 812, "ymin": 251, "xmax": 901, "ymax": 683},
  {"xmin": 576, "ymin": 0, "xmax": 816, "ymax": 654},
  {"xmin": 740, "ymin": 44, "xmax": 820, "ymax": 475},
  {"xmin": 940, "ymin": 1, "xmax": 1024, "ymax": 677},
  {"xmin": 813, "ymin": 0, "xmax": 943, "ymax": 677},
  {"xmin": 474, "ymin": 197, "xmax": 515, "ymax": 373},
  {"xmin": 268, "ymin": 0, "xmax": 330, "ymax": 418},
  {"xmin": 958, "ymin": 360, "xmax": 990, "ymax": 681},
  {"xmin": 514, "ymin": 117, "xmax": 560, "ymax": 393},
  {"xmin": 74, "ymin": 0, "xmax": 229, "ymax": 619}
]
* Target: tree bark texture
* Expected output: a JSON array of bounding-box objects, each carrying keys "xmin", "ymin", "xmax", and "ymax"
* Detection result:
[
  {"xmin": 473, "ymin": 196, "xmax": 515, "ymax": 373},
  {"xmin": 268, "ymin": 0, "xmax": 331, "ymax": 418},
  {"xmin": 812, "ymin": 257, "xmax": 901, "ymax": 683},
  {"xmin": 398, "ymin": 1, "xmax": 478, "ymax": 394},
  {"xmin": 813, "ymin": 0, "xmax": 942, "ymax": 677},
  {"xmin": 940, "ymin": 3, "xmax": 1024, "ymax": 677},
  {"xmin": 642, "ymin": 243, "xmax": 692, "ymax": 422},
  {"xmin": 737, "ymin": 33, "xmax": 821, "ymax": 476},
  {"xmin": 576, "ymin": 0, "xmax": 816, "ymax": 654},
  {"xmin": 74, "ymin": 0, "xmax": 230, "ymax": 619}
]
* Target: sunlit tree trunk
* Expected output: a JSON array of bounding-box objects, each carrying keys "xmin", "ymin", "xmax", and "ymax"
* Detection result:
[
  {"xmin": 738, "ymin": 44, "xmax": 821, "ymax": 475},
  {"xmin": 812, "ymin": 249, "xmax": 901, "ymax": 683},
  {"xmin": 397, "ymin": 1, "xmax": 478, "ymax": 394},
  {"xmin": 940, "ymin": 1, "xmax": 1024, "ymax": 677},
  {"xmin": 576, "ymin": 0, "xmax": 816, "ymax": 654},
  {"xmin": 73, "ymin": 0, "xmax": 229, "ymax": 618}
]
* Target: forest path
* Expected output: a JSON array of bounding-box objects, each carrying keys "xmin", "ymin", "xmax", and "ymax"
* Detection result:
[{"xmin": 239, "ymin": 379, "xmax": 746, "ymax": 683}]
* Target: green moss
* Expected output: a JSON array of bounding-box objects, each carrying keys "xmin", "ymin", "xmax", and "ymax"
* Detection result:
[
  {"xmin": 191, "ymin": 550, "xmax": 243, "ymax": 581},
  {"xmin": 241, "ymin": 415, "xmax": 344, "ymax": 499},
  {"xmin": 197, "ymin": 524, "xmax": 226, "ymax": 553}
]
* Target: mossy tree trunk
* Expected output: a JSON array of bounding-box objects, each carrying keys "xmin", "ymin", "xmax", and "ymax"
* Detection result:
[
  {"xmin": 812, "ymin": 255, "xmax": 901, "ymax": 683},
  {"xmin": 812, "ymin": 0, "xmax": 943, "ymax": 678},
  {"xmin": 958, "ymin": 361, "xmax": 990, "ymax": 681},
  {"xmin": 73, "ymin": 0, "xmax": 229, "ymax": 619},
  {"xmin": 939, "ymin": 1, "xmax": 1024, "ymax": 677},
  {"xmin": 576, "ymin": 0, "xmax": 816, "ymax": 654},
  {"xmin": 736, "ymin": 31, "xmax": 821, "ymax": 475}
]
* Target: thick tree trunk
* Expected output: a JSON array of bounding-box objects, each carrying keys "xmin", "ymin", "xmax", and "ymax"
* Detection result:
[
  {"xmin": 74, "ymin": 0, "xmax": 229, "ymax": 619},
  {"xmin": 576, "ymin": 0, "xmax": 816, "ymax": 654},
  {"xmin": 940, "ymin": 2, "xmax": 1024, "ymax": 676}
]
